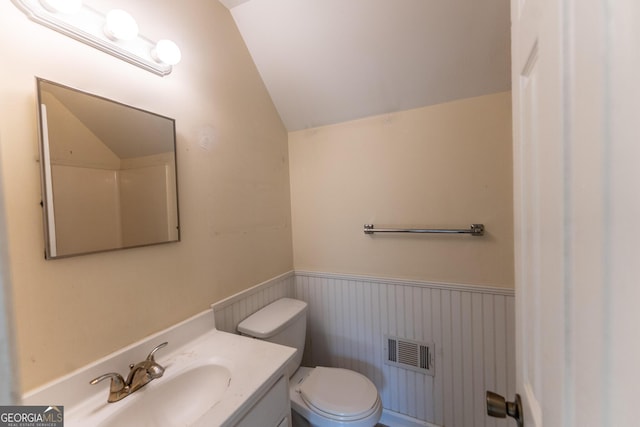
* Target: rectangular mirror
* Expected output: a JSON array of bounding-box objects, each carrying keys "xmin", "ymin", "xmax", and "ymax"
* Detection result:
[{"xmin": 36, "ymin": 78, "xmax": 180, "ymax": 259}]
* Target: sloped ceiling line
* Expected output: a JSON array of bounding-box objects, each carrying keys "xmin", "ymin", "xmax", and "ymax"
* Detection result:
[{"xmin": 221, "ymin": 0, "xmax": 511, "ymax": 131}]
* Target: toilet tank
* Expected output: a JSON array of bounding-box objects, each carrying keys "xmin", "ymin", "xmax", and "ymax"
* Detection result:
[{"xmin": 237, "ymin": 298, "xmax": 308, "ymax": 377}]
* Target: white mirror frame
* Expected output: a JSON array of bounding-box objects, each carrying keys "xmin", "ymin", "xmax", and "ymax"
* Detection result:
[{"xmin": 11, "ymin": 0, "xmax": 174, "ymax": 76}]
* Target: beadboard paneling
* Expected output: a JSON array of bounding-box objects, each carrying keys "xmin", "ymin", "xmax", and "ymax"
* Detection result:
[
  {"xmin": 211, "ymin": 271, "xmax": 295, "ymax": 333},
  {"xmin": 294, "ymin": 271, "xmax": 515, "ymax": 427},
  {"xmin": 211, "ymin": 270, "xmax": 515, "ymax": 427}
]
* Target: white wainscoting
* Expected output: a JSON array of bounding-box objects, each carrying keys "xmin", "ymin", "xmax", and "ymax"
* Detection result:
[
  {"xmin": 211, "ymin": 270, "xmax": 515, "ymax": 427},
  {"xmin": 212, "ymin": 271, "xmax": 295, "ymax": 333},
  {"xmin": 294, "ymin": 271, "xmax": 515, "ymax": 427}
]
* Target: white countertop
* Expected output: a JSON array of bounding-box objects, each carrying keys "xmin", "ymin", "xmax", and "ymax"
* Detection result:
[{"xmin": 23, "ymin": 310, "xmax": 295, "ymax": 427}]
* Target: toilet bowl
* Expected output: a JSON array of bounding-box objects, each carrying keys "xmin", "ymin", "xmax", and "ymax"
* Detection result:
[
  {"xmin": 289, "ymin": 367, "xmax": 382, "ymax": 427},
  {"xmin": 237, "ymin": 298, "xmax": 382, "ymax": 427}
]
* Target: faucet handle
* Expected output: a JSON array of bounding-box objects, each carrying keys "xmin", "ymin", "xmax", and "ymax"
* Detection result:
[
  {"xmin": 90, "ymin": 372, "xmax": 126, "ymax": 392},
  {"xmin": 90, "ymin": 372, "xmax": 129, "ymax": 403},
  {"xmin": 146, "ymin": 341, "xmax": 168, "ymax": 362}
]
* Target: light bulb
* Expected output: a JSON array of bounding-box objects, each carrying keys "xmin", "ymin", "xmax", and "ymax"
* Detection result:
[
  {"xmin": 152, "ymin": 39, "xmax": 182, "ymax": 65},
  {"xmin": 104, "ymin": 9, "xmax": 139, "ymax": 41},
  {"xmin": 39, "ymin": 0, "xmax": 83, "ymax": 14}
]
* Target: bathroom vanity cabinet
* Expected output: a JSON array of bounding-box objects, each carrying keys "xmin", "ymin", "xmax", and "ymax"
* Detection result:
[
  {"xmin": 236, "ymin": 375, "xmax": 291, "ymax": 427},
  {"xmin": 21, "ymin": 312, "xmax": 296, "ymax": 427}
]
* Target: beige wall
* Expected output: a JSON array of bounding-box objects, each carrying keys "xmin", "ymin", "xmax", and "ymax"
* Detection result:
[
  {"xmin": 0, "ymin": 0, "xmax": 292, "ymax": 391},
  {"xmin": 119, "ymin": 164, "xmax": 170, "ymax": 246},
  {"xmin": 51, "ymin": 165, "xmax": 122, "ymax": 254},
  {"xmin": 120, "ymin": 153, "xmax": 179, "ymax": 243},
  {"xmin": 289, "ymin": 92, "xmax": 513, "ymax": 287}
]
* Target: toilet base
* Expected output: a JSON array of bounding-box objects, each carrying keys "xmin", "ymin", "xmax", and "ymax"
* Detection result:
[{"xmin": 291, "ymin": 408, "xmax": 311, "ymax": 427}]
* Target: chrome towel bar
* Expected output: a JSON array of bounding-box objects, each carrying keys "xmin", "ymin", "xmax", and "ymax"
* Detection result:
[{"xmin": 363, "ymin": 224, "xmax": 485, "ymax": 236}]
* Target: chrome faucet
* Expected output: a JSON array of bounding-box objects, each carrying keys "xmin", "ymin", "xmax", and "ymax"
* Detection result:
[{"xmin": 90, "ymin": 342, "xmax": 168, "ymax": 403}]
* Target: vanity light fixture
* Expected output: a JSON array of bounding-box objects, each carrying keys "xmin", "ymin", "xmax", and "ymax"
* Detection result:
[
  {"xmin": 152, "ymin": 40, "xmax": 182, "ymax": 66},
  {"xmin": 39, "ymin": 0, "xmax": 82, "ymax": 14},
  {"xmin": 104, "ymin": 9, "xmax": 139, "ymax": 41},
  {"xmin": 11, "ymin": 0, "xmax": 181, "ymax": 76}
]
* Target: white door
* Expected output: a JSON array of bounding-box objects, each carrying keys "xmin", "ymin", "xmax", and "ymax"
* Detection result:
[
  {"xmin": 0, "ymin": 142, "xmax": 19, "ymax": 405},
  {"xmin": 500, "ymin": 0, "xmax": 640, "ymax": 426}
]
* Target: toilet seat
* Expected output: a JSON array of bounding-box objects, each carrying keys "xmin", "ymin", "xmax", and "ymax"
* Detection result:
[{"xmin": 297, "ymin": 367, "xmax": 380, "ymax": 421}]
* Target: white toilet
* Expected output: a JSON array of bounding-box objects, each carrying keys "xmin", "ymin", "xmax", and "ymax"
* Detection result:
[{"xmin": 237, "ymin": 298, "xmax": 383, "ymax": 427}]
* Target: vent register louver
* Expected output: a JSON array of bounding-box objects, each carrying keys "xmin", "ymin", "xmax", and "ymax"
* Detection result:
[{"xmin": 384, "ymin": 335, "xmax": 435, "ymax": 376}]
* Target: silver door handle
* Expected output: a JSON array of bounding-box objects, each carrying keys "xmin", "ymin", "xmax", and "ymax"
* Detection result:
[{"xmin": 486, "ymin": 391, "xmax": 523, "ymax": 427}]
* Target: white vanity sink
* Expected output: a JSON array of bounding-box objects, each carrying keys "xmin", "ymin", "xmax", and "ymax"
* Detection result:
[
  {"xmin": 99, "ymin": 362, "xmax": 232, "ymax": 427},
  {"xmin": 22, "ymin": 310, "xmax": 296, "ymax": 427}
]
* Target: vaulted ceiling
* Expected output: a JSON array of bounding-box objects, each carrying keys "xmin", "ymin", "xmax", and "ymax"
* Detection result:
[{"xmin": 220, "ymin": 0, "xmax": 511, "ymax": 131}]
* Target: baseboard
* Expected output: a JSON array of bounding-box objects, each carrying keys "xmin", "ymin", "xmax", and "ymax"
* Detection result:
[{"xmin": 380, "ymin": 409, "xmax": 442, "ymax": 427}]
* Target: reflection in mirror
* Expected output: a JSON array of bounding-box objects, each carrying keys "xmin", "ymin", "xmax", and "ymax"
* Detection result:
[{"xmin": 36, "ymin": 78, "xmax": 180, "ymax": 259}]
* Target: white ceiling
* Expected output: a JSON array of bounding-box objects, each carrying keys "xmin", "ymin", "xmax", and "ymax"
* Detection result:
[
  {"xmin": 220, "ymin": 0, "xmax": 511, "ymax": 131},
  {"xmin": 43, "ymin": 81, "xmax": 175, "ymax": 159}
]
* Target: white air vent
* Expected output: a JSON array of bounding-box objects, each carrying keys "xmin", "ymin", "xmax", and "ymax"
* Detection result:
[{"xmin": 384, "ymin": 335, "xmax": 435, "ymax": 376}]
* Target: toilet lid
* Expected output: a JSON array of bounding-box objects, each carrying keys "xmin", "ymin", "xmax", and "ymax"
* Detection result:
[{"xmin": 298, "ymin": 367, "xmax": 379, "ymax": 420}]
